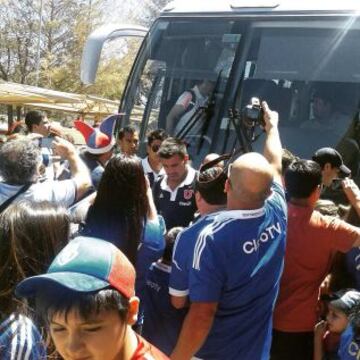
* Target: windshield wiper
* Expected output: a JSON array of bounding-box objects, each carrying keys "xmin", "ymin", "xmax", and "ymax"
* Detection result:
[
  {"xmin": 196, "ymin": 70, "xmax": 223, "ymax": 154},
  {"xmin": 139, "ymin": 68, "xmax": 165, "ymax": 141}
]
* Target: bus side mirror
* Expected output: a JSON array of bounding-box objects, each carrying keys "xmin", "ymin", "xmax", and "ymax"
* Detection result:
[{"xmin": 80, "ymin": 24, "xmax": 148, "ymax": 85}]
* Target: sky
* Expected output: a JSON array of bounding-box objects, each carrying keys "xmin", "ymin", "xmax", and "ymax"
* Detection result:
[{"xmin": 101, "ymin": 0, "xmax": 162, "ymax": 24}]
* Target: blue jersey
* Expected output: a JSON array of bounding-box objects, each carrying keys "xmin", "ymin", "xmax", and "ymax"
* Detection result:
[
  {"xmin": 136, "ymin": 216, "xmax": 166, "ymax": 299},
  {"xmin": 80, "ymin": 150, "xmax": 104, "ymax": 189},
  {"xmin": 346, "ymin": 248, "xmax": 360, "ymax": 291},
  {"xmin": 338, "ymin": 325, "xmax": 360, "ymax": 359},
  {"xmin": 142, "ymin": 262, "xmax": 187, "ymax": 355},
  {"xmin": 152, "ymin": 166, "xmax": 197, "ymax": 229},
  {"xmin": 189, "ymin": 182, "xmax": 287, "ymax": 360},
  {"xmin": 169, "ymin": 212, "xmax": 222, "ymax": 298}
]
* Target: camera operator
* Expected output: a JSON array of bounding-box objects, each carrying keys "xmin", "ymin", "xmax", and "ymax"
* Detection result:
[
  {"xmin": 312, "ymin": 147, "xmax": 351, "ymax": 204},
  {"xmin": 25, "ymin": 110, "xmax": 64, "ymax": 181}
]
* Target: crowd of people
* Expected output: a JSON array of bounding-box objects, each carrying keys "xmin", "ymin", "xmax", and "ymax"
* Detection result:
[{"xmin": 1, "ymin": 105, "xmax": 360, "ymax": 360}]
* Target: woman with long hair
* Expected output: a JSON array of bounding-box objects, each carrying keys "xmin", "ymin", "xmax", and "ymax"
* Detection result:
[
  {"xmin": 83, "ymin": 154, "xmax": 165, "ymax": 299},
  {"xmin": 0, "ymin": 201, "xmax": 70, "ymax": 359}
]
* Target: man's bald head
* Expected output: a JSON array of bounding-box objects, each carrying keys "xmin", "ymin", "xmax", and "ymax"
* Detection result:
[{"xmin": 228, "ymin": 153, "xmax": 274, "ymax": 206}]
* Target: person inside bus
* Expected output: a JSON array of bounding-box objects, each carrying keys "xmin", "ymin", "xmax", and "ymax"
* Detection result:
[
  {"xmin": 166, "ymin": 79, "xmax": 214, "ymax": 137},
  {"xmin": 301, "ymin": 88, "xmax": 352, "ymax": 137}
]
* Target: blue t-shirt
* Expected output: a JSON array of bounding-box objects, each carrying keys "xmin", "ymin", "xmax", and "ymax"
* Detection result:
[
  {"xmin": 142, "ymin": 262, "xmax": 187, "ymax": 355},
  {"xmin": 82, "ymin": 213, "xmax": 165, "ymax": 302},
  {"xmin": 338, "ymin": 325, "xmax": 360, "ymax": 359},
  {"xmin": 346, "ymin": 248, "xmax": 360, "ymax": 291},
  {"xmin": 80, "ymin": 151, "xmax": 104, "ymax": 189},
  {"xmin": 189, "ymin": 182, "xmax": 287, "ymax": 360},
  {"xmin": 136, "ymin": 216, "xmax": 166, "ymax": 299},
  {"xmin": 169, "ymin": 212, "xmax": 222, "ymax": 297}
]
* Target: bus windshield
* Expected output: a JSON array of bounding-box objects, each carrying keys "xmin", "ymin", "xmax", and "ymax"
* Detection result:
[{"xmin": 124, "ymin": 19, "xmax": 244, "ymax": 162}]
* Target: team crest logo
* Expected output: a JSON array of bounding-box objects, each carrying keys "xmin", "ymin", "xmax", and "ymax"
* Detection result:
[
  {"xmin": 57, "ymin": 243, "xmax": 80, "ymax": 266},
  {"xmin": 183, "ymin": 189, "xmax": 193, "ymax": 200}
]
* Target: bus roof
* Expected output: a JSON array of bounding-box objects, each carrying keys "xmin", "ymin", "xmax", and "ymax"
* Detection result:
[{"xmin": 161, "ymin": 0, "xmax": 360, "ymax": 17}]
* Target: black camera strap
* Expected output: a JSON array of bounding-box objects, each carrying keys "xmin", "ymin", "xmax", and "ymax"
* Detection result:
[{"xmin": 0, "ymin": 183, "xmax": 32, "ymax": 214}]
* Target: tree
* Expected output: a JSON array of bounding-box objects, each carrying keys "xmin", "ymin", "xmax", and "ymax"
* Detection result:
[
  {"xmin": 39, "ymin": 0, "xmax": 103, "ymax": 89},
  {"xmin": 88, "ymin": 39, "xmax": 142, "ymax": 100},
  {"xmin": 0, "ymin": 0, "xmax": 172, "ymax": 103},
  {"xmin": 140, "ymin": 0, "xmax": 171, "ymax": 26},
  {"xmin": 0, "ymin": 0, "xmax": 38, "ymax": 83},
  {"xmin": 0, "ymin": 0, "xmax": 100, "ymax": 86}
]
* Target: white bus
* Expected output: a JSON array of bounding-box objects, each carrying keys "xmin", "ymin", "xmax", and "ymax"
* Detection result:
[{"xmin": 81, "ymin": 0, "xmax": 360, "ymax": 171}]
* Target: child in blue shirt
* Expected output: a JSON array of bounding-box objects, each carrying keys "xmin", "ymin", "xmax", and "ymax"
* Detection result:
[
  {"xmin": 338, "ymin": 294, "xmax": 360, "ymax": 359},
  {"xmin": 315, "ymin": 290, "xmax": 360, "ymax": 360},
  {"xmin": 142, "ymin": 227, "xmax": 187, "ymax": 355}
]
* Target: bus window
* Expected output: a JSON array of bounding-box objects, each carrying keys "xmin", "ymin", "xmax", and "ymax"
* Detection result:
[
  {"xmin": 232, "ymin": 23, "xmax": 360, "ymax": 167},
  {"xmin": 129, "ymin": 59, "xmax": 166, "ymax": 133}
]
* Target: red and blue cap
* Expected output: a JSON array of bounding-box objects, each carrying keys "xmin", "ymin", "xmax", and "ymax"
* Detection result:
[
  {"xmin": 74, "ymin": 114, "xmax": 119, "ymax": 155},
  {"xmin": 16, "ymin": 237, "xmax": 136, "ymax": 299}
]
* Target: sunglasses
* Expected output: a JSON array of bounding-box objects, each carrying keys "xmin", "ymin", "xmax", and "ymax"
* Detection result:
[{"xmin": 151, "ymin": 144, "xmax": 161, "ymax": 153}]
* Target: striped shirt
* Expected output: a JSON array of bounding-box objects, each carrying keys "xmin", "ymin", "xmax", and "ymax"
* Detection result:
[{"xmin": 0, "ymin": 314, "xmax": 46, "ymax": 360}]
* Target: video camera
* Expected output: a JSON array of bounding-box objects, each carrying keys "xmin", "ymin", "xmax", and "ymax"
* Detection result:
[{"xmin": 331, "ymin": 174, "xmax": 349, "ymax": 191}]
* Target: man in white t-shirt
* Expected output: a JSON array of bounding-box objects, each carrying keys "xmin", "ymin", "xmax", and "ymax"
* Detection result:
[
  {"xmin": 0, "ymin": 138, "xmax": 91, "ymax": 208},
  {"xmin": 166, "ymin": 80, "xmax": 214, "ymax": 137},
  {"xmin": 24, "ymin": 110, "xmax": 50, "ymax": 137}
]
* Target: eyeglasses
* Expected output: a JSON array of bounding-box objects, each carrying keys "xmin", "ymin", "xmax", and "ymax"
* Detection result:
[{"xmin": 151, "ymin": 144, "xmax": 161, "ymax": 153}]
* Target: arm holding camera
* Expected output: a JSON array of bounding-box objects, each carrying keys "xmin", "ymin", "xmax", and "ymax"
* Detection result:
[
  {"xmin": 52, "ymin": 137, "xmax": 92, "ymax": 201},
  {"xmin": 262, "ymin": 101, "xmax": 283, "ymax": 185},
  {"xmin": 342, "ymin": 178, "xmax": 360, "ymax": 218}
]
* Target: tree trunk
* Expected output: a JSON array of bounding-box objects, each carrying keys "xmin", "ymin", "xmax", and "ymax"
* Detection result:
[
  {"xmin": 7, "ymin": 105, "xmax": 13, "ymax": 129},
  {"xmin": 16, "ymin": 106, "xmax": 21, "ymax": 120}
]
